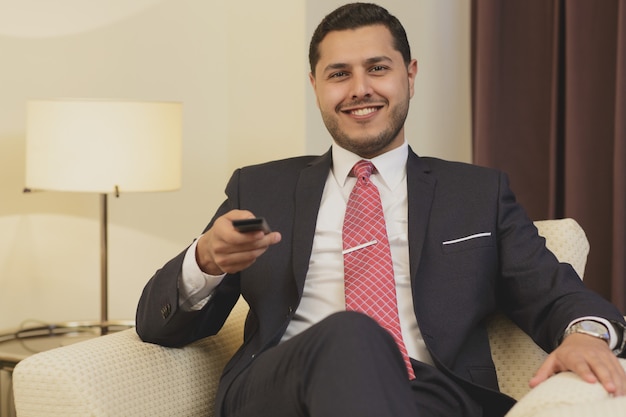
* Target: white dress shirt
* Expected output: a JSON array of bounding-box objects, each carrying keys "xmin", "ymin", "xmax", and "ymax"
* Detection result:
[{"xmin": 280, "ymin": 142, "xmax": 434, "ymax": 364}]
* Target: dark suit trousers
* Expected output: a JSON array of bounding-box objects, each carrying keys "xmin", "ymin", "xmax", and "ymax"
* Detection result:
[{"xmin": 221, "ymin": 312, "xmax": 482, "ymax": 417}]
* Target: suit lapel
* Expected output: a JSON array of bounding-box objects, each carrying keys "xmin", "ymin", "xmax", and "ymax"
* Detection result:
[
  {"xmin": 289, "ymin": 147, "xmax": 435, "ymax": 299},
  {"xmin": 292, "ymin": 150, "xmax": 332, "ymax": 297},
  {"xmin": 406, "ymin": 148, "xmax": 437, "ymax": 279}
]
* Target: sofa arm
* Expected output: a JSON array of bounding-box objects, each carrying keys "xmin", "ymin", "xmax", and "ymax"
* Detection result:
[
  {"xmin": 13, "ymin": 298, "xmax": 248, "ymax": 417},
  {"xmin": 505, "ymin": 358, "xmax": 626, "ymax": 417}
]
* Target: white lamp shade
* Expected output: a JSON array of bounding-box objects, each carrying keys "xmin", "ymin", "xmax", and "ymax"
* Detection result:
[{"xmin": 25, "ymin": 99, "xmax": 182, "ymax": 193}]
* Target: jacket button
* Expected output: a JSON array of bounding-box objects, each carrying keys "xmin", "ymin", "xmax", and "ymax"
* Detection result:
[{"xmin": 160, "ymin": 303, "xmax": 172, "ymax": 319}]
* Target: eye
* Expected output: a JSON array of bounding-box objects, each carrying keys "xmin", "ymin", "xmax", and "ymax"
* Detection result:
[
  {"xmin": 369, "ymin": 65, "xmax": 388, "ymax": 73},
  {"xmin": 329, "ymin": 71, "xmax": 349, "ymax": 79}
]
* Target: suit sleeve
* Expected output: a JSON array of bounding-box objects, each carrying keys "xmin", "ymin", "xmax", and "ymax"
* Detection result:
[
  {"xmin": 135, "ymin": 171, "xmax": 243, "ymax": 347},
  {"xmin": 495, "ymin": 172, "xmax": 625, "ymax": 352}
]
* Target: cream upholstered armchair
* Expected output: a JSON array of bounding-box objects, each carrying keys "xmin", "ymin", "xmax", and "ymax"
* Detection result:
[{"xmin": 12, "ymin": 218, "xmax": 626, "ymax": 417}]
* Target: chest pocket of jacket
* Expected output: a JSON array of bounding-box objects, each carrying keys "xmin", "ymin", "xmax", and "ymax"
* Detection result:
[{"xmin": 441, "ymin": 233, "xmax": 494, "ymax": 254}]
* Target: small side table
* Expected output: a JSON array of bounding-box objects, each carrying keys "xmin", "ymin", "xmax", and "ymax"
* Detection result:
[{"xmin": 0, "ymin": 321, "xmax": 133, "ymax": 417}]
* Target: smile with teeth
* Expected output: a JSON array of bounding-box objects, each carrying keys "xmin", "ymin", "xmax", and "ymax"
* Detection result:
[{"xmin": 347, "ymin": 107, "xmax": 379, "ymax": 116}]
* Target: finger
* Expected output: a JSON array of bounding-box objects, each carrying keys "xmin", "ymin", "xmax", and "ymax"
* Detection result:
[
  {"xmin": 220, "ymin": 212, "xmax": 278, "ymax": 247},
  {"xmin": 213, "ymin": 247, "xmax": 267, "ymax": 273},
  {"xmin": 613, "ymin": 359, "xmax": 626, "ymax": 396},
  {"xmin": 615, "ymin": 365, "xmax": 626, "ymax": 396},
  {"xmin": 223, "ymin": 231, "xmax": 281, "ymax": 253},
  {"xmin": 570, "ymin": 357, "xmax": 599, "ymax": 384},
  {"xmin": 529, "ymin": 355, "xmax": 559, "ymax": 388},
  {"xmin": 210, "ymin": 229, "xmax": 281, "ymax": 274},
  {"xmin": 561, "ymin": 336, "xmax": 624, "ymax": 392},
  {"xmin": 214, "ymin": 232, "xmax": 280, "ymax": 261},
  {"xmin": 223, "ymin": 209, "xmax": 255, "ymax": 221},
  {"xmin": 195, "ymin": 211, "xmax": 259, "ymax": 274},
  {"xmin": 200, "ymin": 211, "xmax": 281, "ymax": 274},
  {"xmin": 211, "ymin": 213, "xmax": 265, "ymax": 249},
  {"xmin": 217, "ymin": 232, "xmax": 281, "ymax": 272},
  {"xmin": 586, "ymin": 354, "xmax": 626, "ymax": 396}
]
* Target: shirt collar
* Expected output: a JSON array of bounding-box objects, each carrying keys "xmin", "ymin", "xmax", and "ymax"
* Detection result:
[{"xmin": 331, "ymin": 141, "xmax": 408, "ymax": 190}]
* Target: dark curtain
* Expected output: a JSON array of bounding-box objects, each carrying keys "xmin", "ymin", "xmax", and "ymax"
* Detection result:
[{"xmin": 471, "ymin": 0, "xmax": 626, "ymax": 312}]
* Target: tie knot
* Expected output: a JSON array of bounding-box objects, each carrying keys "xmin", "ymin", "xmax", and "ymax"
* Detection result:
[{"xmin": 352, "ymin": 160, "xmax": 375, "ymax": 181}]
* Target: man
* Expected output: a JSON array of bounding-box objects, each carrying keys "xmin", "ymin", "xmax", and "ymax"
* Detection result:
[{"xmin": 136, "ymin": 3, "xmax": 626, "ymax": 417}]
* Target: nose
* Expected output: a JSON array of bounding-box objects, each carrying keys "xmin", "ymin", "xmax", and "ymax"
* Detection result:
[{"xmin": 350, "ymin": 72, "xmax": 373, "ymax": 99}]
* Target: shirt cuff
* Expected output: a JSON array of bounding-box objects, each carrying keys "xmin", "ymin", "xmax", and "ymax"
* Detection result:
[
  {"xmin": 565, "ymin": 316, "xmax": 619, "ymax": 350},
  {"xmin": 178, "ymin": 238, "xmax": 226, "ymax": 311}
]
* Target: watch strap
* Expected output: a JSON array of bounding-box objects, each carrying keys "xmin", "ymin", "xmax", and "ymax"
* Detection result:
[
  {"xmin": 609, "ymin": 320, "xmax": 626, "ymax": 357},
  {"xmin": 564, "ymin": 319, "xmax": 610, "ymax": 342}
]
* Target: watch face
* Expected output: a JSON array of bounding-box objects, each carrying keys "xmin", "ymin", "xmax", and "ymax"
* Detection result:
[{"xmin": 576, "ymin": 321, "xmax": 610, "ymax": 340}]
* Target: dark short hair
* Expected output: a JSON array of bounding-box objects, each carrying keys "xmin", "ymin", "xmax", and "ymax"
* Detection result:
[{"xmin": 308, "ymin": 2, "xmax": 412, "ymax": 75}]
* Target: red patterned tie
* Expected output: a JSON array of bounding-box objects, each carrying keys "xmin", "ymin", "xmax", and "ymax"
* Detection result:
[{"xmin": 343, "ymin": 160, "xmax": 415, "ymax": 380}]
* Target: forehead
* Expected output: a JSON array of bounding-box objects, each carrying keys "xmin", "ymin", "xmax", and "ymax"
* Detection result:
[{"xmin": 315, "ymin": 25, "xmax": 399, "ymax": 70}]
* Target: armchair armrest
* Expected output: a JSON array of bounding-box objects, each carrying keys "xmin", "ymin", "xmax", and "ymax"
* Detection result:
[
  {"xmin": 13, "ymin": 299, "xmax": 248, "ymax": 417},
  {"xmin": 505, "ymin": 359, "xmax": 626, "ymax": 417}
]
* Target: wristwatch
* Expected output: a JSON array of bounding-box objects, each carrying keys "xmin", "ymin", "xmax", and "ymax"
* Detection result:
[{"xmin": 563, "ymin": 320, "xmax": 610, "ymax": 343}]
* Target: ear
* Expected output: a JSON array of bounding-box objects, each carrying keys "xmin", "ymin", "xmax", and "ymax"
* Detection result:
[
  {"xmin": 407, "ymin": 59, "xmax": 418, "ymax": 98},
  {"xmin": 309, "ymin": 72, "xmax": 321, "ymax": 108},
  {"xmin": 309, "ymin": 72, "xmax": 317, "ymax": 90}
]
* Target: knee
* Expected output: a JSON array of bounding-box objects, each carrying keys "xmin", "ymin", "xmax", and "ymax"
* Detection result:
[
  {"xmin": 317, "ymin": 311, "xmax": 396, "ymax": 350},
  {"xmin": 299, "ymin": 312, "xmax": 406, "ymax": 383}
]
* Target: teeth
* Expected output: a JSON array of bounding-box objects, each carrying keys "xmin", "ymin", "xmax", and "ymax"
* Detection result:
[{"xmin": 351, "ymin": 107, "xmax": 377, "ymax": 116}]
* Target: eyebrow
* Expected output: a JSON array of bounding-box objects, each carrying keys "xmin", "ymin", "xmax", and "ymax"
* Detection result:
[
  {"xmin": 322, "ymin": 55, "xmax": 394, "ymax": 74},
  {"xmin": 364, "ymin": 55, "xmax": 393, "ymax": 65}
]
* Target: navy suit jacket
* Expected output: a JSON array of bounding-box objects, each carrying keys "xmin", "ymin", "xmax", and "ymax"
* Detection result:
[{"xmin": 137, "ymin": 147, "xmax": 625, "ymax": 417}]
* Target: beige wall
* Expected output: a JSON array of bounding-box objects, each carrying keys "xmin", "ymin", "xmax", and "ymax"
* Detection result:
[{"xmin": 0, "ymin": 0, "xmax": 469, "ymax": 331}]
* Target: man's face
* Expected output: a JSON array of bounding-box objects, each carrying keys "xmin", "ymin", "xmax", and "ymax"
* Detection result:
[{"xmin": 310, "ymin": 25, "xmax": 417, "ymax": 159}]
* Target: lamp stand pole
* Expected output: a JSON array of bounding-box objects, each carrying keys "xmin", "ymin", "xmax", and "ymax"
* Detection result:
[{"xmin": 100, "ymin": 193, "xmax": 109, "ymax": 335}]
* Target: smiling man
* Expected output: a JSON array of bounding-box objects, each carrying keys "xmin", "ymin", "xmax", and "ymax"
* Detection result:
[
  {"xmin": 136, "ymin": 3, "xmax": 626, "ymax": 417},
  {"xmin": 310, "ymin": 24, "xmax": 416, "ymax": 159}
]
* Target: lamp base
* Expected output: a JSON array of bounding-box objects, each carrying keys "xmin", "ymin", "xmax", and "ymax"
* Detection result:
[{"xmin": 0, "ymin": 320, "xmax": 135, "ymax": 345}]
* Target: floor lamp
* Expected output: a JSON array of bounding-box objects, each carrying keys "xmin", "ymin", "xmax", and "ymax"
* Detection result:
[{"xmin": 24, "ymin": 99, "xmax": 182, "ymax": 335}]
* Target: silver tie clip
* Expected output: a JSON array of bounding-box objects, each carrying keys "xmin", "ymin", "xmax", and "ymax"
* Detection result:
[{"xmin": 342, "ymin": 240, "xmax": 378, "ymax": 255}]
